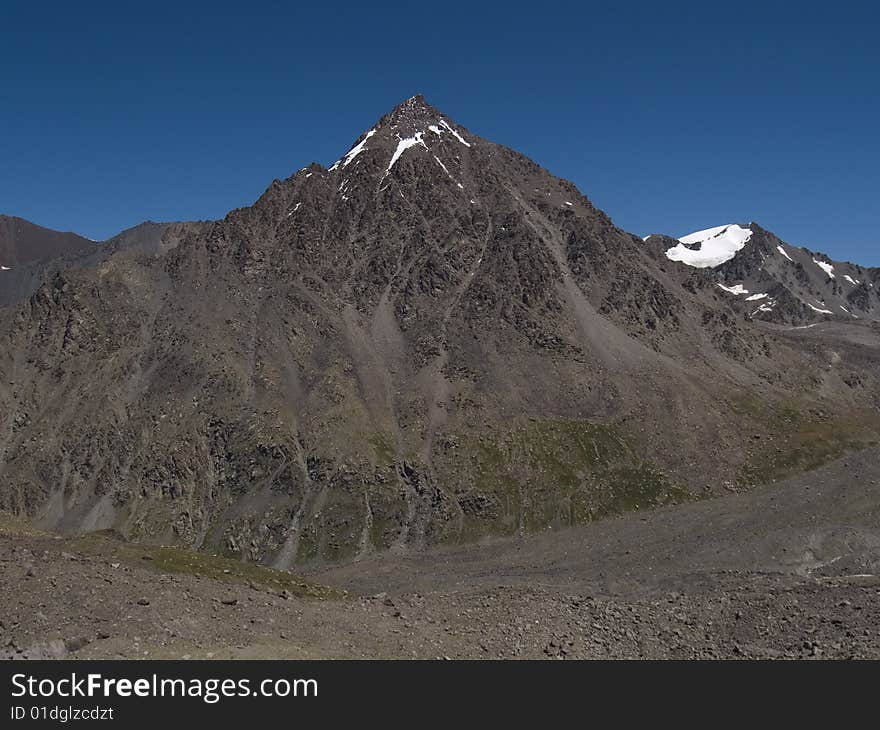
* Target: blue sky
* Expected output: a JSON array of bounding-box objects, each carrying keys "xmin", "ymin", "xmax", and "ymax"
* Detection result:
[{"xmin": 1, "ymin": 1, "xmax": 877, "ymax": 265}]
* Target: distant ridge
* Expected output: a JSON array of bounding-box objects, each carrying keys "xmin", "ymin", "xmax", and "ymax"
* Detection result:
[{"xmin": 0, "ymin": 215, "xmax": 95, "ymax": 270}]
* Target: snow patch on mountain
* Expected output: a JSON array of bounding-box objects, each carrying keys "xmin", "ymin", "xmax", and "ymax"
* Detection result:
[
  {"xmin": 746, "ymin": 292, "xmax": 769, "ymax": 301},
  {"xmin": 776, "ymin": 245, "xmax": 794, "ymax": 262},
  {"xmin": 388, "ymin": 132, "xmax": 428, "ymax": 171},
  {"xmin": 433, "ymin": 155, "xmax": 452, "ymax": 178},
  {"xmin": 751, "ymin": 299, "xmax": 776, "ymax": 316},
  {"xmin": 717, "ymin": 283, "xmax": 749, "ymax": 295},
  {"xmin": 665, "ymin": 224, "xmax": 753, "ymax": 268},
  {"xmin": 439, "ymin": 119, "xmax": 471, "ymax": 147},
  {"xmin": 330, "ymin": 129, "xmax": 376, "ymax": 171},
  {"xmin": 383, "ymin": 117, "xmax": 473, "ymax": 174},
  {"xmin": 813, "ymin": 258, "xmax": 835, "ymax": 279}
]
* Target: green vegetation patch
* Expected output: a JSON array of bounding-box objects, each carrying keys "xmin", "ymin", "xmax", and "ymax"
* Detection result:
[
  {"xmin": 76, "ymin": 533, "xmax": 342, "ymax": 600},
  {"xmin": 437, "ymin": 418, "xmax": 688, "ymax": 541},
  {"xmin": 368, "ymin": 431, "xmax": 395, "ymax": 467},
  {"xmin": 732, "ymin": 395, "xmax": 880, "ymax": 487}
]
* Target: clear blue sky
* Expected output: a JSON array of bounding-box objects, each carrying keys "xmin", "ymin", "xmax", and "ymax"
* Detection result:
[{"xmin": 1, "ymin": 1, "xmax": 878, "ymax": 265}]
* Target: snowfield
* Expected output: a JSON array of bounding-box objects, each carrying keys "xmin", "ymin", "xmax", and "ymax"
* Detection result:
[{"xmin": 665, "ymin": 224, "xmax": 753, "ymax": 268}]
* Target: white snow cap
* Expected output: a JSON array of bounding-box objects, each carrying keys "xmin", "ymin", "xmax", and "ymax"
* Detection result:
[{"xmin": 665, "ymin": 224, "xmax": 753, "ymax": 268}]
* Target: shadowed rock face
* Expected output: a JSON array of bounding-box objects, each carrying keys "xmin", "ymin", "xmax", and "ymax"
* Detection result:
[
  {"xmin": 0, "ymin": 220, "xmax": 180, "ymax": 307},
  {"xmin": 0, "ymin": 215, "xmax": 96, "ymax": 269},
  {"xmin": 1, "ymin": 96, "xmax": 879, "ymax": 566},
  {"xmin": 0, "ymin": 216, "xmax": 99, "ymax": 306}
]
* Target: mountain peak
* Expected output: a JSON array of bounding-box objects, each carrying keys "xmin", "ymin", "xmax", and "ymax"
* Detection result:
[
  {"xmin": 382, "ymin": 94, "xmax": 439, "ymax": 124},
  {"xmin": 372, "ymin": 94, "xmax": 452, "ymax": 140},
  {"xmin": 326, "ymin": 95, "xmax": 473, "ymax": 175},
  {"xmin": 393, "ymin": 93, "xmax": 430, "ymax": 111}
]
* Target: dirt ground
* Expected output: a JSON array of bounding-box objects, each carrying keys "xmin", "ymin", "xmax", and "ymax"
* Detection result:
[{"xmin": 2, "ymin": 448, "xmax": 879, "ymax": 660}]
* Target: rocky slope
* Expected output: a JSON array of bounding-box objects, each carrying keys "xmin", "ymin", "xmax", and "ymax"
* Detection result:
[
  {"xmin": 1, "ymin": 96, "xmax": 879, "ymax": 567},
  {"xmin": 648, "ymin": 223, "xmax": 880, "ymax": 324},
  {"xmin": 3, "ymin": 446, "xmax": 880, "ymax": 659}
]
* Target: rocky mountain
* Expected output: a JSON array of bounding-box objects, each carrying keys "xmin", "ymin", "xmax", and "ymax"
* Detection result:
[
  {"xmin": 1, "ymin": 96, "xmax": 879, "ymax": 567},
  {"xmin": 648, "ymin": 223, "xmax": 880, "ymax": 324}
]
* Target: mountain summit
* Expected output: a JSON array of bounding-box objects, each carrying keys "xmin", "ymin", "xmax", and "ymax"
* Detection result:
[
  {"xmin": 1, "ymin": 97, "xmax": 879, "ymax": 566},
  {"xmin": 330, "ymin": 94, "xmax": 469, "ymax": 162}
]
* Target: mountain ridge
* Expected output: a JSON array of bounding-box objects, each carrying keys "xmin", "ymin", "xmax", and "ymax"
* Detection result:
[
  {"xmin": 1, "ymin": 96, "xmax": 878, "ymax": 566},
  {"xmin": 0, "ymin": 214, "xmax": 96, "ymax": 270},
  {"xmin": 647, "ymin": 222, "xmax": 879, "ymax": 324}
]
